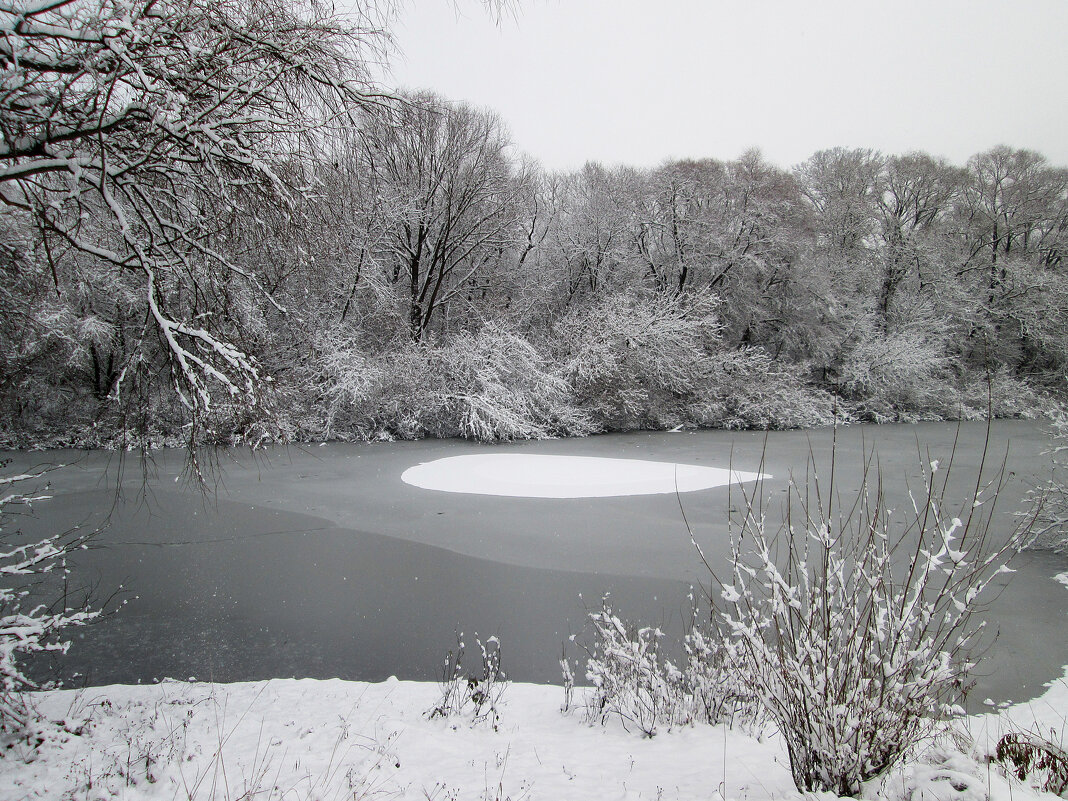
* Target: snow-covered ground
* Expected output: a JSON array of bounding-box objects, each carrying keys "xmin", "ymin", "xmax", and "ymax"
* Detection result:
[
  {"xmin": 3, "ymin": 666, "xmax": 1065, "ymax": 801},
  {"xmin": 401, "ymin": 454, "xmax": 767, "ymax": 498}
]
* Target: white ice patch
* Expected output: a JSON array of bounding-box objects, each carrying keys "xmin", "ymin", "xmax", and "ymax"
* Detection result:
[
  {"xmin": 401, "ymin": 454, "xmax": 768, "ymax": 498},
  {"xmin": 1055, "ymin": 571, "xmax": 1068, "ymax": 589}
]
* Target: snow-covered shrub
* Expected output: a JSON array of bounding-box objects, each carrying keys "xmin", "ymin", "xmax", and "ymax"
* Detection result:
[
  {"xmin": 959, "ymin": 368, "xmax": 1059, "ymax": 421},
  {"xmin": 580, "ymin": 602, "xmax": 675, "ymax": 737},
  {"xmin": 835, "ymin": 324, "xmax": 959, "ymax": 421},
  {"xmin": 436, "ymin": 325, "xmax": 592, "ymax": 441},
  {"xmin": 310, "ymin": 324, "xmax": 592, "ymax": 441},
  {"xmin": 0, "ymin": 465, "xmax": 98, "ymax": 736},
  {"xmin": 427, "ymin": 633, "xmax": 507, "ymax": 730},
  {"xmin": 699, "ymin": 348, "xmax": 839, "ymax": 430},
  {"xmin": 719, "ymin": 456, "xmax": 1028, "ymax": 795},
  {"xmin": 559, "ymin": 644, "xmax": 575, "ymax": 713},
  {"xmin": 553, "ymin": 292, "xmax": 836, "ymax": 431},
  {"xmin": 553, "ymin": 291, "xmax": 722, "ymax": 430},
  {"xmin": 576, "ymin": 597, "xmax": 753, "ymax": 737},
  {"xmin": 302, "ymin": 331, "xmax": 383, "ymax": 439}
]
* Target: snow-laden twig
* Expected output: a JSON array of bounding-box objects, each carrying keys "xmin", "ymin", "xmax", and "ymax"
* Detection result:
[
  {"xmin": 576, "ymin": 594, "xmax": 758, "ymax": 738},
  {"xmin": 0, "ymin": 464, "xmax": 99, "ymax": 735},
  {"xmin": 1024, "ymin": 412, "xmax": 1068, "ymax": 553}
]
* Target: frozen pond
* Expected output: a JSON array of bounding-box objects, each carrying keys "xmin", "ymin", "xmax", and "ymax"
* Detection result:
[{"xmin": 6, "ymin": 420, "xmax": 1067, "ymax": 710}]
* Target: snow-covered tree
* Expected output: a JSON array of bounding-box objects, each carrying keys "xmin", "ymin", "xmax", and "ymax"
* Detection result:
[
  {"xmin": 875, "ymin": 152, "xmax": 964, "ymax": 327},
  {"xmin": 359, "ymin": 92, "xmax": 523, "ymax": 341},
  {"xmin": 796, "ymin": 147, "xmax": 884, "ymax": 256},
  {"xmin": 0, "ymin": 0, "xmax": 391, "ymax": 433},
  {"xmin": 545, "ymin": 163, "xmax": 647, "ymax": 308}
]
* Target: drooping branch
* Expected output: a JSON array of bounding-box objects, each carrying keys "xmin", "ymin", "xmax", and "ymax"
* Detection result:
[{"xmin": 0, "ymin": 0, "xmax": 394, "ymax": 429}]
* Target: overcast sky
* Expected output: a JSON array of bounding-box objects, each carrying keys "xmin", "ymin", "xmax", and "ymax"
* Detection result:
[{"xmin": 381, "ymin": 0, "xmax": 1068, "ymax": 172}]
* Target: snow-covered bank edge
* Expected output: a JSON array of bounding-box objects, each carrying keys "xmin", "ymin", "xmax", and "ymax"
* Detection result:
[{"xmin": 3, "ymin": 667, "xmax": 1066, "ymax": 801}]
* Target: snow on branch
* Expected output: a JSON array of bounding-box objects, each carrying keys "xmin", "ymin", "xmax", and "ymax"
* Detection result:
[
  {"xmin": 0, "ymin": 0, "xmax": 392, "ymax": 423},
  {"xmin": 717, "ymin": 451, "xmax": 1032, "ymax": 795},
  {"xmin": 0, "ymin": 466, "xmax": 98, "ymax": 731},
  {"xmin": 145, "ymin": 266, "xmax": 260, "ymax": 412}
]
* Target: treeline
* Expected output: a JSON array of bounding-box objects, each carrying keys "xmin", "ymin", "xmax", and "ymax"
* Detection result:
[{"xmin": 3, "ymin": 90, "xmax": 1067, "ymax": 446}]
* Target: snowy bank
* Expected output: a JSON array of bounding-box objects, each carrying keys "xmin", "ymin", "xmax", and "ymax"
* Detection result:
[{"xmin": 3, "ymin": 668, "xmax": 1066, "ymax": 801}]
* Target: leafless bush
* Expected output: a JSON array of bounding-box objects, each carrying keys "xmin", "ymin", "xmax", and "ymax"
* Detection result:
[
  {"xmin": 835, "ymin": 322, "xmax": 959, "ymax": 422},
  {"xmin": 440, "ymin": 326, "xmax": 593, "ymax": 441},
  {"xmin": 312, "ymin": 324, "xmax": 592, "ymax": 441},
  {"xmin": 559, "ymin": 643, "xmax": 575, "ymax": 713},
  {"xmin": 554, "ymin": 291, "xmax": 722, "ymax": 430},
  {"xmin": 427, "ymin": 633, "xmax": 507, "ymax": 730},
  {"xmin": 717, "ymin": 447, "xmax": 1030, "ymax": 795},
  {"xmin": 574, "ymin": 595, "xmax": 756, "ymax": 737},
  {"xmin": 959, "ymin": 368, "xmax": 1058, "ymax": 420},
  {"xmin": 553, "ymin": 292, "xmax": 838, "ymax": 431},
  {"xmin": 699, "ymin": 347, "xmax": 839, "ymax": 430}
]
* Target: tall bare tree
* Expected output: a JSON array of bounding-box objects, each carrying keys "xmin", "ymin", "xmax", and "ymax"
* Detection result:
[
  {"xmin": 360, "ymin": 92, "xmax": 521, "ymax": 341},
  {"xmin": 875, "ymin": 153, "xmax": 963, "ymax": 325},
  {"xmin": 796, "ymin": 147, "xmax": 883, "ymax": 256},
  {"xmin": 960, "ymin": 147, "xmax": 1068, "ymax": 286}
]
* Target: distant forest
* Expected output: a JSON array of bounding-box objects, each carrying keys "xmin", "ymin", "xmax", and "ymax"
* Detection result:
[{"xmin": 3, "ymin": 80, "xmax": 1067, "ymax": 446}]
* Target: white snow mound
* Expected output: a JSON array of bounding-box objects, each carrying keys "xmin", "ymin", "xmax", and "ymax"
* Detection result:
[{"xmin": 401, "ymin": 454, "xmax": 768, "ymax": 498}]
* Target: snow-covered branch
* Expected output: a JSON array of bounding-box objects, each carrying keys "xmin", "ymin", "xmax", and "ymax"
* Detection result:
[
  {"xmin": 718, "ymin": 453, "xmax": 1030, "ymax": 795},
  {"xmin": 0, "ymin": 465, "xmax": 98, "ymax": 731},
  {"xmin": 0, "ymin": 0, "xmax": 392, "ymax": 428}
]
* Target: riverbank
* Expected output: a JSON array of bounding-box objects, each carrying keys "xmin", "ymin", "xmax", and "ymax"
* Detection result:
[{"xmin": 3, "ymin": 666, "xmax": 1067, "ymax": 801}]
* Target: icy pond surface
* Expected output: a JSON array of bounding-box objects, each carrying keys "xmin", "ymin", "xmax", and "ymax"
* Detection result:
[{"xmin": 7, "ymin": 420, "xmax": 1067, "ymax": 710}]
